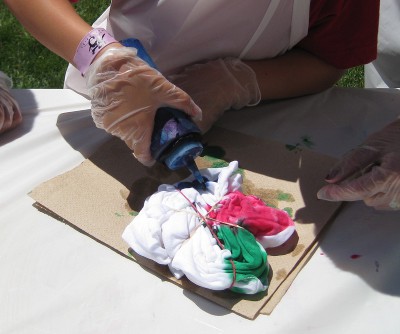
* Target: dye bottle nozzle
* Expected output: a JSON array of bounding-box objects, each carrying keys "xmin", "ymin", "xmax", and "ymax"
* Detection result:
[
  {"xmin": 120, "ymin": 38, "xmax": 206, "ymax": 189},
  {"xmin": 150, "ymin": 107, "xmax": 206, "ymax": 188}
]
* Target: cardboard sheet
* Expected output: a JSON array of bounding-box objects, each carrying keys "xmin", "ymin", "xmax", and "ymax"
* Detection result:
[{"xmin": 29, "ymin": 127, "xmax": 341, "ymax": 319}]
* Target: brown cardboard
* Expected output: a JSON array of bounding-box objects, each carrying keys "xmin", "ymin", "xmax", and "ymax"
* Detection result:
[{"xmin": 29, "ymin": 127, "xmax": 341, "ymax": 319}]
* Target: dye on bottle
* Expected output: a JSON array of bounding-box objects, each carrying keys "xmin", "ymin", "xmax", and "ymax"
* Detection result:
[{"xmin": 120, "ymin": 38, "xmax": 206, "ymax": 188}]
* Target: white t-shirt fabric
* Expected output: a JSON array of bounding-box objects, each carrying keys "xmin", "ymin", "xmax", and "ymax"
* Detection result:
[{"xmin": 64, "ymin": 0, "xmax": 310, "ymax": 97}]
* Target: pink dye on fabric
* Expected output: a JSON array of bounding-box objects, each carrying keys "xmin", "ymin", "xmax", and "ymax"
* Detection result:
[{"xmin": 207, "ymin": 190, "xmax": 295, "ymax": 242}]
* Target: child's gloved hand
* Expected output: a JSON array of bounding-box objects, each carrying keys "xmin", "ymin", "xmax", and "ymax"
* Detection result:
[
  {"xmin": 170, "ymin": 58, "xmax": 261, "ymax": 133},
  {"xmin": 85, "ymin": 47, "xmax": 202, "ymax": 166},
  {"xmin": 317, "ymin": 119, "xmax": 400, "ymax": 210},
  {"xmin": 0, "ymin": 71, "xmax": 22, "ymax": 135}
]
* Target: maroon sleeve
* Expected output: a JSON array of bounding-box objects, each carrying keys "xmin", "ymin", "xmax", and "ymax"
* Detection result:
[{"xmin": 298, "ymin": 0, "xmax": 380, "ymax": 69}]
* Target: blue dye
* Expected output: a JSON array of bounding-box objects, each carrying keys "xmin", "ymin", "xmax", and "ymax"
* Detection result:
[
  {"xmin": 151, "ymin": 107, "xmax": 207, "ymax": 189},
  {"xmin": 176, "ymin": 175, "xmax": 209, "ymax": 191},
  {"xmin": 185, "ymin": 159, "xmax": 207, "ymax": 189}
]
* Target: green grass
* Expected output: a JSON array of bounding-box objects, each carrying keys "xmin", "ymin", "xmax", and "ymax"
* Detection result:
[
  {"xmin": 0, "ymin": 1, "xmax": 109, "ymax": 88},
  {"xmin": 0, "ymin": 1, "xmax": 364, "ymax": 89},
  {"xmin": 337, "ymin": 66, "xmax": 364, "ymax": 88}
]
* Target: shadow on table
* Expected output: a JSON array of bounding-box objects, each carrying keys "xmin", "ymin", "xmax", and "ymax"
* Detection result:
[
  {"xmin": 318, "ymin": 202, "xmax": 400, "ymax": 297},
  {"xmin": 182, "ymin": 289, "xmax": 232, "ymax": 316},
  {"xmin": 56, "ymin": 109, "xmax": 111, "ymax": 158}
]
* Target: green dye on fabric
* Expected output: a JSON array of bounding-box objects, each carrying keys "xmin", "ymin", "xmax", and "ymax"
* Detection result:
[{"xmin": 216, "ymin": 226, "xmax": 269, "ymax": 293}]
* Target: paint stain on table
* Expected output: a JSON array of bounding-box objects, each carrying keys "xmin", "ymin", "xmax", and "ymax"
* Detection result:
[
  {"xmin": 350, "ymin": 254, "xmax": 362, "ymax": 259},
  {"xmin": 275, "ymin": 269, "xmax": 287, "ymax": 281}
]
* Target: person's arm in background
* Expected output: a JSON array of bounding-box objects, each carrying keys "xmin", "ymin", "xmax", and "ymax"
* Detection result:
[
  {"xmin": 3, "ymin": 0, "xmax": 201, "ymax": 166},
  {"xmin": 244, "ymin": 48, "xmax": 344, "ymax": 101},
  {"xmin": 4, "ymin": 0, "xmax": 97, "ymax": 64},
  {"xmin": 171, "ymin": 0, "xmax": 378, "ymax": 133},
  {"xmin": 170, "ymin": 48, "xmax": 344, "ymax": 133}
]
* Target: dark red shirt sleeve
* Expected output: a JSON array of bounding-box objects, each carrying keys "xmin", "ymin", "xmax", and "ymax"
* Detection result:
[{"xmin": 298, "ymin": 0, "xmax": 380, "ymax": 69}]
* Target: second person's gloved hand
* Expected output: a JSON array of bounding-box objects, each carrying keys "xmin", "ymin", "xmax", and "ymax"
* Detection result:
[
  {"xmin": 317, "ymin": 119, "xmax": 400, "ymax": 210},
  {"xmin": 0, "ymin": 71, "xmax": 22, "ymax": 135},
  {"xmin": 170, "ymin": 58, "xmax": 261, "ymax": 133},
  {"xmin": 85, "ymin": 46, "xmax": 202, "ymax": 166}
]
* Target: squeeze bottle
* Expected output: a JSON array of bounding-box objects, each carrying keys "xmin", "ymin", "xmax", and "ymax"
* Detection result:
[{"xmin": 120, "ymin": 38, "xmax": 206, "ymax": 188}]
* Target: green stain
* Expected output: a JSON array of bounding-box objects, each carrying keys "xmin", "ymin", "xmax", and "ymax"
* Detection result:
[
  {"xmin": 203, "ymin": 155, "xmax": 229, "ymax": 168},
  {"xmin": 285, "ymin": 144, "xmax": 299, "ymax": 151},
  {"xmin": 277, "ymin": 190, "xmax": 295, "ymax": 202},
  {"xmin": 285, "ymin": 135, "xmax": 314, "ymax": 153},
  {"xmin": 301, "ymin": 135, "xmax": 314, "ymax": 148},
  {"xmin": 115, "ymin": 211, "xmax": 138, "ymax": 218}
]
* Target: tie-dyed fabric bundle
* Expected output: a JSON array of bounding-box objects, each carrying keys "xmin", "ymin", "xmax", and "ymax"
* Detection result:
[{"xmin": 122, "ymin": 161, "xmax": 295, "ymax": 294}]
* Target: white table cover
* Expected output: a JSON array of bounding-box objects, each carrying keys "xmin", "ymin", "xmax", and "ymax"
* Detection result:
[{"xmin": 1, "ymin": 88, "xmax": 400, "ymax": 333}]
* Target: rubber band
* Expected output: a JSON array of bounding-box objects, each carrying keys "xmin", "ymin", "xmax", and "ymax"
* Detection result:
[{"xmin": 175, "ymin": 187, "xmax": 237, "ymax": 288}]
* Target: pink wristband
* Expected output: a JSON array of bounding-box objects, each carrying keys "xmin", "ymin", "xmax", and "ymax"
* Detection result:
[{"xmin": 73, "ymin": 28, "xmax": 117, "ymax": 76}]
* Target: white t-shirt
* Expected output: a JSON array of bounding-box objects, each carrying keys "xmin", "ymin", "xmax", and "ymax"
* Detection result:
[{"xmin": 64, "ymin": 0, "xmax": 310, "ymax": 96}]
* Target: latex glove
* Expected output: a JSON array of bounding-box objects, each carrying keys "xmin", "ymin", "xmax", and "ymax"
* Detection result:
[
  {"xmin": 0, "ymin": 71, "xmax": 22, "ymax": 134},
  {"xmin": 85, "ymin": 47, "xmax": 202, "ymax": 166},
  {"xmin": 317, "ymin": 119, "xmax": 400, "ymax": 210},
  {"xmin": 169, "ymin": 58, "xmax": 261, "ymax": 133}
]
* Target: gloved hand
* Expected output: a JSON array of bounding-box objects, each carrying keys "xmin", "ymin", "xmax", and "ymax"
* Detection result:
[
  {"xmin": 169, "ymin": 58, "xmax": 261, "ymax": 133},
  {"xmin": 317, "ymin": 119, "xmax": 400, "ymax": 210},
  {"xmin": 85, "ymin": 46, "xmax": 202, "ymax": 166},
  {"xmin": 0, "ymin": 71, "xmax": 22, "ymax": 134}
]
